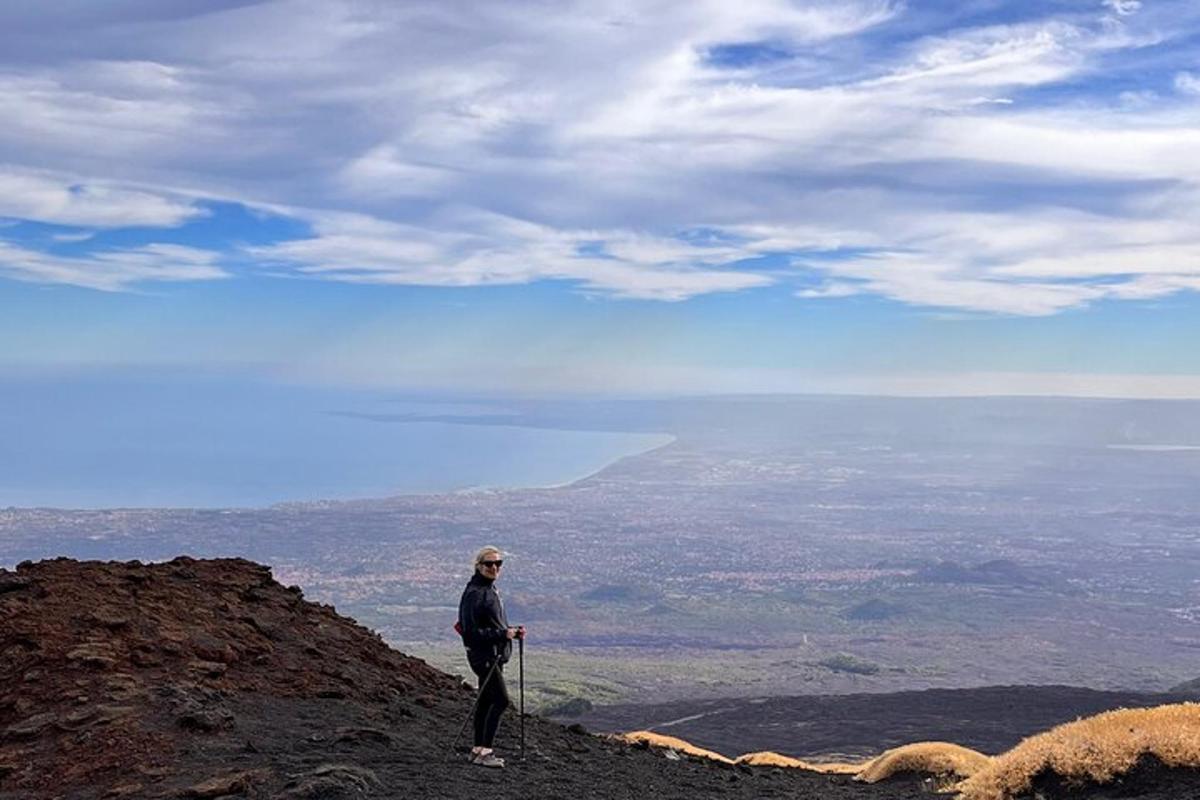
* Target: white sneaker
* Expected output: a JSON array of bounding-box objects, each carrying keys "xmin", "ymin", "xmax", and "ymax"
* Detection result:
[{"xmin": 472, "ymin": 752, "xmax": 505, "ymax": 768}]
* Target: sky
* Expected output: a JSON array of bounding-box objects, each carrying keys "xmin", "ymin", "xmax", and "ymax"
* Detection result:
[{"xmin": 3, "ymin": 0, "xmax": 1200, "ymax": 397}]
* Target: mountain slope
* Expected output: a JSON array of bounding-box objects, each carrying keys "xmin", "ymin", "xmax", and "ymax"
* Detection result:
[{"xmin": 0, "ymin": 557, "xmax": 920, "ymax": 800}]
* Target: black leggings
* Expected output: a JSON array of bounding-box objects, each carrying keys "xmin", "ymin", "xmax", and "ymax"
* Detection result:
[{"xmin": 472, "ymin": 662, "xmax": 510, "ymax": 748}]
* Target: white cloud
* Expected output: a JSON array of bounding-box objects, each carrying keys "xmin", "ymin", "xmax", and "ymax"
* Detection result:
[
  {"xmin": 805, "ymin": 251, "xmax": 1109, "ymax": 316},
  {"xmin": 0, "ymin": 240, "xmax": 228, "ymax": 290},
  {"xmin": 1103, "ymin": 0, "xmax": 1143, "ymax": 16},
  {"xmin": 336, "ymin": 146, "xmax": 458, "ymax": 199},
  {"xmin": 995, "ymin": 243, "xmax": 1200, "ymax": 279},
  {"xmin": 796, "ymin": 282, "xmax": 864, "ymax": 299},
  {"xmin": 865, "ymin": 22, "xmax": 1085, "ymax": 92},
  {"xmin": 0, "ymin": 66, "xmax": 228, "ymax": 165},
  {"xmin": 1176, "ymin": 71, "xmax": 1200, "ymax": 95},
  {"xmin": 252, "ymin": 208, "xmax": 770, "ymax": 301},
  {"xmin": 907, "ymin": 115, "xmax": 1200, "ymax": 182},
  {"xmin": 0, "ymin": 168, "xmax": 201, "ymax": 228},
  {"xmin": 1, "ymin": 0, "xmax": 1199, "ymax": 311}
]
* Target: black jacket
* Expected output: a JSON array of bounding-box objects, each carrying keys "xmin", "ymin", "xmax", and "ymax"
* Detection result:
[{"xmin": 458, "ymin": 572, "xmax": 511, "ymax": 669}]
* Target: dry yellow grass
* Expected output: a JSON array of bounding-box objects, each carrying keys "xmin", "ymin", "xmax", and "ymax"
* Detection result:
[
  {"xmin": 959, "ymin": 703, "xmax": 1200, "ymax": 800},
  {"xmin": 734, "ymin": 751, "xmax": 865, "ymax": 773},
  {"xmin": 855, "ymin": 741, "xmax": 992, "ymax": 784},
  {"xmin": 618, "ymin": 731, "xmax": 735, "ymax": 763},
  {"xmin": 618, "ymin": 734, "xmax": 866, "ymax": 774}
]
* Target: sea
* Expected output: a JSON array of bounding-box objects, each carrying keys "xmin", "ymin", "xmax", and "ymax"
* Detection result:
[{"xmin": 0, "ymin": 374, "xmax": 671, "ymax": 509}]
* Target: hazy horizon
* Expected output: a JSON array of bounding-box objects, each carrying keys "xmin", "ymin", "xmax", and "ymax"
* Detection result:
[{"xmin": 5, "ymin": 372, "xmax": 1199, "ymax": 510}]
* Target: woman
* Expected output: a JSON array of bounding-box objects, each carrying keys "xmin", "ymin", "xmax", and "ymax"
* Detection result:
[{"xmin": 457, "ymin": 545, "xmax": 522, "ymax": 768}]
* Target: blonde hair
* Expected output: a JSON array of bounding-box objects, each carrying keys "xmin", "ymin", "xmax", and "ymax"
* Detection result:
[{"xmin": 473, "ymin": 545, "xmax": 503, "ymax": 573}]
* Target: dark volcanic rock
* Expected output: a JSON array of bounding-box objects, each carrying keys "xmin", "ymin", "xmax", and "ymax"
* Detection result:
[
  {"xmin": 1169, "ymin": 675, "xmax": 1200, "ymax": 694},
  {"xmin": 1024, "ymin": 754, "xmax": 1200, "ymax": 799},
  {"xmin": 0, "ymin": 557, "xmax": 922, "ymax": 800},
  {"xmin": 576, "ymin": 685, "xmax": 1200, "ymax": 762}
]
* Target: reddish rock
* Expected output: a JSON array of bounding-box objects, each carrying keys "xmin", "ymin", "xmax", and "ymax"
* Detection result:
[
  {"xmin": 181, "ymin": 768, "xmax": 271, "ymax": 798},
  {"xmin": 4, "ymin": 710, "xmax": 58, "ymax": 740}
]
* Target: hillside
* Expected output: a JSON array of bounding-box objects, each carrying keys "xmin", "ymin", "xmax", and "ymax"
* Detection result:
[
  {"xmin": 5, "ymin": 557, "xmax": 1200, "ymax": 800},
  {"xmin": 0, "ymin": 557, "xmax": 920, "ymax": 800}
]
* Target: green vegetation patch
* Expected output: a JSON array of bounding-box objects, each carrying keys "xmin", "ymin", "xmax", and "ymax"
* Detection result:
[{"xmin": 814, "ymin": 652, "xmax": 882, "ymax": 675}]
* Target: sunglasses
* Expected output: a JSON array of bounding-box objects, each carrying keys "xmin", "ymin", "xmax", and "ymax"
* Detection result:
[{"xmin": 480, "ymin": 559, "xmax": 504, "ymax": 568}]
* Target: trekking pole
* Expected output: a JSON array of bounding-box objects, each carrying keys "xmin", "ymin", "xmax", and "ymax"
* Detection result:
[
  {"xmin": 446, "ymin": 656, "xmax": 502, "ymax": 762},
  {"xmin": 518, "ymin": 628, "xmax": 526, "ymax": 761}
]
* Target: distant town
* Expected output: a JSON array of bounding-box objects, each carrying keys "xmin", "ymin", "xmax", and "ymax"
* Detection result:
[{"xmin": 4, "ymin": 396, "xmax": 1200, "ymax": 708}]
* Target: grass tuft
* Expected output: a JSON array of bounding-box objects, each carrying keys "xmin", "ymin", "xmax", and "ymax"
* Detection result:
[
  {"xmin": 618, "ymin": 731, "xmax": 735, "ymax": 763},
  {"xmin": 855, "ymin": 741, "xmax": 991, "ymax": 784},
  {"xmin": 735, "ymin": 751, "xmax": 864, "ymax": 773},
  {"xmin": 959, "ymin": 703, "xmax": 1200, "ymax": 800}
]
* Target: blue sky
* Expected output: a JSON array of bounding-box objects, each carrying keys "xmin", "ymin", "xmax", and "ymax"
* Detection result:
[{"xmin": 3, "ymin": 0, "xmax": 1200, "ymax": 396}]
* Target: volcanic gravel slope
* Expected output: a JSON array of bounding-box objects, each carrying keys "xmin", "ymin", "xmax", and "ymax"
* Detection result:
[
  {"xmin": 3, "ymin": 558, "xmax": 1200, "ymax": 800},
  {"xmin": 0, "ymin": 557, "xmax": 926, "ymax": 800}
]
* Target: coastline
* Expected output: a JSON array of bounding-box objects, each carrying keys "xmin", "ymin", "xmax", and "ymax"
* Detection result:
[{"xmin": 0, "ymin": 421, "xmax": 676, "ymax": 511}]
